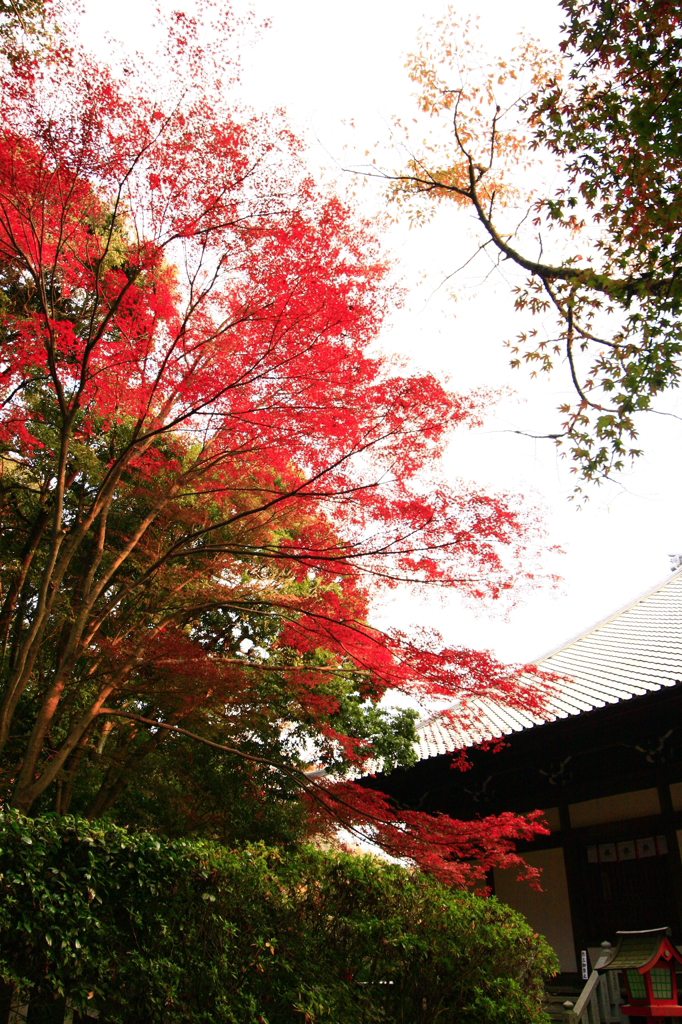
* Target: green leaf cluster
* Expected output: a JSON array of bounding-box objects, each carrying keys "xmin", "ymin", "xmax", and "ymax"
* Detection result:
[
  {"xmin": 392, "ymin": 1, "xmax": 682, "ymax": 484},
  {"xmin": 0, "ymin": 811, "xmax": 557, "ymax": 1023}
]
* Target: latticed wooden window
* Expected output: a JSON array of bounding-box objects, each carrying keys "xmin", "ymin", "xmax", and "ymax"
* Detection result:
[
  {"xmin": 649, "ymin": 968, "xmax": 673, "ymax": 1000},
  {"xmin": 626, "ymin": 970, "xmax": 647, "ymax": 999}
]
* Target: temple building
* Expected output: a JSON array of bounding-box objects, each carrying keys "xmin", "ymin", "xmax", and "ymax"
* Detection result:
[{"xmin": 366, "ymin": 565, "xmax": 682, "ymax": 981}]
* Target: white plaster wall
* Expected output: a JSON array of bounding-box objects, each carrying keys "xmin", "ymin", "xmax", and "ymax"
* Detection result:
[
  {"xmin": 494, "ymin": 847, "xmax": 577, "ymax": 973},
  {"xmin": 543, "ymin": 806, "xmax": 561, "ymax": 831}
]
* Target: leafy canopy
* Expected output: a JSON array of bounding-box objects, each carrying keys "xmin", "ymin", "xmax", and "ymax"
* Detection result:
[
  {"xmin": 383, "ymin": 0, "xmax": 682, "ymax": 485},
  {"xmin": 0, "ymin": 1, "xmax": 553, "ymax": 883}
]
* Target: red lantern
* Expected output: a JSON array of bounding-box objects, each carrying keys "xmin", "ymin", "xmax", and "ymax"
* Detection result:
[{"xmin": 602, "ymin": 927, "xmax": 682, "ymax": 1022}]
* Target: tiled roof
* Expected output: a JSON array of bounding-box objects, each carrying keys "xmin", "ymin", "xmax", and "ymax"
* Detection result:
[{"xmin": 413, "ymin": 566, "xmax": 682, "ymax": 762}]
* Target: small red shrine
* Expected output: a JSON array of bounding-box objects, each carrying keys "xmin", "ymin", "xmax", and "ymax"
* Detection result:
[{"xmin": 602, "ymin": 927, "xmax": 682, "ymax": 1022}]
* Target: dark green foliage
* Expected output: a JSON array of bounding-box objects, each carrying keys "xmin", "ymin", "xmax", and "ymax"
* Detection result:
[
  {"xmin": 87, "ymin": 735, "xmax": 312, "ymax": 847},
  {"xmin": 0, "ymin": 811, "xmax": 557, "ymax": 1024}
]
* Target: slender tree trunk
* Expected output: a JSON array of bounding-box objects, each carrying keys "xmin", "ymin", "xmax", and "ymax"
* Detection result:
[
  {"xmin": 85, "ymin": 716, "xmax": 176, "ymax": 818},
  {"xmin": 95, "ymin": 717, "xmax": 114, "ymax": 755},
  {"xmin": 10, "ymin": 683, "xmax": 115, "ymax": 812},
  {"xmin": 85, "ymin": 720, "xmax": 141, "ymax": 819},
  {"xmin": 0, "ymin": 445, "xmax": 151, "ymax": 756},
  {"xmin": 0, "ymin": 508, "xmax": 49, "ymax": 657},
  {"xmin": 85, "ymin": 770, "xmax": 130, "ymax": 819},
  {"xmin": 0, "ymin": 471, "xmax": 174, "ymax": 778},
  {"xmin": 56, "ymin": 728, "xmax": 93, "ymax": 814},
  {"xmin": 0, "ymin": 416, "xmax": 78, "ymax": 750}
]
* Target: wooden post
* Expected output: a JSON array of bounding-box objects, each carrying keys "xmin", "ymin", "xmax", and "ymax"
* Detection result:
[
  {"xmin": 0, "ymin": 983, "xmax": 13, "ymax": 1024},
  {"xmin": 558, "ymin": 799, "xmax": 588, "ymax": 975},
  {"xmin": 657, "ymin": 776, "xmax": 682, "ymax": 939}
]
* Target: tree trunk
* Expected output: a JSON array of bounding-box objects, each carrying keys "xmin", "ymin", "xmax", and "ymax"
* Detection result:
[
  {"xmin": 85, "ymin": 769, "xmax": 129, "ymax": 819},
  {"xmin": 85, "ymin": 716, "xmax": 174, "ymax": 819},
  {"xmin": 56, "ymin": 728, "xmax": 94, "ymax": 814}
]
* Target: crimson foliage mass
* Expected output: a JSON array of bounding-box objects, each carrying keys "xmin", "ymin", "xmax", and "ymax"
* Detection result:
[{"xmin": 0, "ymin": 4, "xmax": 551, "ymax": 885}]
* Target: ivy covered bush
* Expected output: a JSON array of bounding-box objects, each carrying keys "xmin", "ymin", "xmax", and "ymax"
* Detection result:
[{"xmin": 0, "ymin": 812, "xmax": 556, "ymax": 1023}]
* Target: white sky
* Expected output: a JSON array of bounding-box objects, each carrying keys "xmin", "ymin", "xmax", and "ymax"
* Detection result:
[{"xmin": 79, "ymin": 0, "xmax": 682, "ymax": 664}]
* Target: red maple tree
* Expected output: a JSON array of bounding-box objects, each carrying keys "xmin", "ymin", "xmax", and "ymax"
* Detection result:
[{"xmin": 0, "ymin": 4, "xmax": 553, "ymax": 885}]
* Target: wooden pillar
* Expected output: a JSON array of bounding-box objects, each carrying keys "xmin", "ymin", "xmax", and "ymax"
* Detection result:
[
  {"xmin": 558, "ymin": 799, "xmax": 587, "ymax": 976},
  {"xmin": 657, "ymin": 776, "xmax": 682, "ymax": 939}
]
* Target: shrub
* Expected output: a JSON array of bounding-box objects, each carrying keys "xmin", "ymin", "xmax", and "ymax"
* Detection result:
[{"xmin": 0, "ymin": 811, "xmax": 556, "ymax": 1023}]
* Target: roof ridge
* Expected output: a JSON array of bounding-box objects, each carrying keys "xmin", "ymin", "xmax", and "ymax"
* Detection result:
[{"xmin": 533, "ymin": 565, "xmax": 682, "ymax": 664}]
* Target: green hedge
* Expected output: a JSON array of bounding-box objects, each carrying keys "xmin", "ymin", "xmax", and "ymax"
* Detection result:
[{"xmin": 0, "ymin": 811, "xmax": 557, "ymax": 1023}]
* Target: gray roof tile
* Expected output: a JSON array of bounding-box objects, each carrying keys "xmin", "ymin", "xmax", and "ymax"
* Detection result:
[{"xmin": 412, "ymin": 566, "xmax": 682, "ymax": 762}]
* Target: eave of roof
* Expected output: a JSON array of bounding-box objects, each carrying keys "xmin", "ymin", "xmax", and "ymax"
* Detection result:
[{"xmin": 412, "ymin": 565, "xmax": 682, "ymax": 763}]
